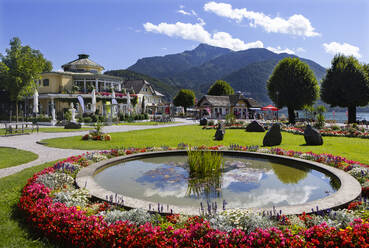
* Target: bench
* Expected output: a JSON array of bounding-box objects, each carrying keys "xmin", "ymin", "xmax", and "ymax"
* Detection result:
[{"xmin": 4, "ymin": 123, "xmax": 39, "ymax": 136}]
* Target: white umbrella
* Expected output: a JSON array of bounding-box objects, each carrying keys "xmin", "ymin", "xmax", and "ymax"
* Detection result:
[
  {"xmin": 91, "ymin": 89, "xmax": 96, "ymax": 113},
  {"xmin": 33, "ymin": 89, "xmax": 39, "ymax": 113},
  {"xmin": 111, "ymin": 88, "xmax": 116, "ymax": 99}
]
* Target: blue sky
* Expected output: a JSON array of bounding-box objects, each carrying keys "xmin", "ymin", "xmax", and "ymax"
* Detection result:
[{"xmin": 1, "ymin": 0, "xmax": 368, "ymax": 71}]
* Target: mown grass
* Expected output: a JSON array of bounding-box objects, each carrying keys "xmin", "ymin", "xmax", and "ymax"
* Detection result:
[
  {"xmin": 42, "ymin": 125, "xmax": 369, "ymax": 164},
  {"xmin": 0, "ymin": 160, "xmax": 60, "ymax": 248},
  {"xmin": 0, "ymin": 148, "xmax": 38, "ymax": 169}
]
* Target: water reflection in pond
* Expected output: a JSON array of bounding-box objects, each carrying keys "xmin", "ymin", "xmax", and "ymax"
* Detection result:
[{"xmin": 94, "ymin": 155, "xmax": 339, "ymax": 209}]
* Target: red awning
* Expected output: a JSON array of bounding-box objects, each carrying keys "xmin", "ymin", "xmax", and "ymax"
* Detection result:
[{"xmin": 261, "ymin": 105, "xmax": 279, "ymax": 111}]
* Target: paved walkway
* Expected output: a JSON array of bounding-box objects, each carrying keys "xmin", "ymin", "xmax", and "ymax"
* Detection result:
[{"xmin": 0, "ymin": 119, "xmax": 196, "ymax": 179}]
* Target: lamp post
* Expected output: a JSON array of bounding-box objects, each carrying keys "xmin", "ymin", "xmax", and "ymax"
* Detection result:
[{"xmin": 276, "ymin": 91, "xmax": 279, "ymax": 121}]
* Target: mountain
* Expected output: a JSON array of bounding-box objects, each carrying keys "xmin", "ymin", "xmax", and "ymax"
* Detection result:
[
  {"xmin": 128, "ymin": 44, "xmax": 231, "ymax": 79},
  {"xmin": 104, "ymin": 69, "xmax": 178, "ymax": 100},
  {"xmin": 223, "ymin": 58, "xmax": 326, "ymax": 104},
  {"xmin": 126, "ymin": 44, "xmax": 327, "ymax": 104}
]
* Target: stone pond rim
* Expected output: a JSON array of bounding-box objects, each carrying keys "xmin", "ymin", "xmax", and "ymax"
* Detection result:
[{"xmin": 76, "ymin": 150, "xmax": 362, "ymax": 216}]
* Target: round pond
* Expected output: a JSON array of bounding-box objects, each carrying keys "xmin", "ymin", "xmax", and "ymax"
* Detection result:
[{"xmin": 94, "ymin": 154, "xmax": 339, "ymax": 209}]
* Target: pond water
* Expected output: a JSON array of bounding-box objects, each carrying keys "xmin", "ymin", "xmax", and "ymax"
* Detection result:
[{"xmin": 94, "ymin": 155, "xmax": 339, "ymax": 209}]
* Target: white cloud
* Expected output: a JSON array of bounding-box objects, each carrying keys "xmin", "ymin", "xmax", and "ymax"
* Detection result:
[
  {"xmin": 143, "ymin": 21, "xmax": 263, "ymax": 51},
  {"xmin": 267, "ymin": 46, "xmax": 295, "ymax": 54},
  {"xmin": 178, "ymin": 10, "xmax": 191, "ymax": 16},
  {"xmin": 204, "ymin": 1, "xmax": 320, "ymax": 37},
  {"xmin": 296, "ymin": 47, "xmax": 306, "ymax": 53},
  {"xmin": 179, "ymin": 5, "xmax": 184, "ymax": 9},
  {"xmin": 323, "ymin": 42, "xmax": 362, "ymax": 58},
  {"xmin": 197, "ymin": 17, "xmax": 206, "ymax": 26},
  {"xmin": 178, "ymin": 9, "xmax": 198, "ymax": 17}
]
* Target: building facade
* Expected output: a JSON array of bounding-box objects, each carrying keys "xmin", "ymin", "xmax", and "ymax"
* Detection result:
[
  {"xmin": 197, "ymin": 93, "xmax": 261, "ymax": 119},
  {"xmin": 33, "ymin": 54, "xmax": 164, "ymax": 118},
  {"xmin": 123, "ymin": 80, "xmax": 166, "ymax": 114}
]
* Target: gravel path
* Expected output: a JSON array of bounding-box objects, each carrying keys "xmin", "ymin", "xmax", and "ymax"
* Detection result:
[{"xmin": 0, "ymin": 119, "xmax": 195, "ymax": 179}]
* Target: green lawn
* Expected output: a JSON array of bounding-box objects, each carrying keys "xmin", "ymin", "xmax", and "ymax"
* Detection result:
[
  {"xmin": 38, "ymin": 127, "xmax": 92, "ymax": 133},
  {"xmin": 117, "ymin": 121, "xmax": 180, "ymax": 126},
  {"xmin": 0, "ymin": 160, "xmax": 59, "ymax": 248},
  {"xmin": 42, "ymin": 125, "xmax": 369, "ymax": 164},
  {"xmin": 0, "ymin": 127, "xmax": 92, "ymax": 135},
  {"xmin": 0, "ymin": 148, "xmax": 38, "ymax": 169}
]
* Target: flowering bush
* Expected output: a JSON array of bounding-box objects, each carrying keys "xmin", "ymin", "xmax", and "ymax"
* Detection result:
[
  {"xmin": 35, "ymin": 172, "xmax": 74, "ymax": 190},
  {"xmin": 52, "ymin": 188, "xmax": 90, "ymax": 207},
  {"xmin": 91, "ymin": 153, "xmax": 108, "ymax": 162},
  {"xmin": 18, "ymin": 146, "xmax": 369, "ymax": 247}
]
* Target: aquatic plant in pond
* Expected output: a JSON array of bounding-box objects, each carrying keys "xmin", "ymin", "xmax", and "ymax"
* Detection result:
[
  {"xmin": 187, "ymin": 148, "xmax": 224, "ymax": 179},
  {"xmin": 187, "ymin": 148, "xmax": 224, "ymax": 198}
]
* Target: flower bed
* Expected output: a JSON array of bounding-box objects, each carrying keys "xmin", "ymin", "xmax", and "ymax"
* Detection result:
[
  {"xmin": 202, "ymin": 124, "xmax": 247, "ymax": 130},
  {"xmin": 283, "ymin": 126, "xmax": 369, "ymax": 139},
  {"xmin": 19, "ymin": 146, "xmax": 369, "ymax": 247}
]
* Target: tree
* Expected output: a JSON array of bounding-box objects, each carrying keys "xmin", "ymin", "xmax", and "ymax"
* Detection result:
[
  {"xmin": 267, "ymin": 57, "xmax": 319, "ymax": 124},
  {"xmin": 173, "ymin": 89, "xmax": 195, "ymax": 112},
  {"xmin": 0, "ymin": 37, "xmax": 52, "ymax": 121},
  {"xmin": 207, "ymin": 80, "xmax": 234, "ymax": 96},
  {"xmin": 321, "ymin": 55, "xmax": 369, "ymax": 123}
]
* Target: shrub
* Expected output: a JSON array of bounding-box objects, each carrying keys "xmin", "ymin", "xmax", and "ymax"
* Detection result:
[
  {"xmin": 208, "ymin": 120, "xmax": 215, "ymax": 126},
  {"xmin": 99, "ymin": 209, "xmax": 153, "ymax": 225},
  {"xmin": 91, "ymin": 114, "xmax": 98, "ymax": 122},
  {"xmin": 214, "ymin": 210, "xmax": 277, "ymax": 233},
  {"xmin": 331, "ymin": 124, "xmax": 340, "ymax": 130},
  {"xmin": 83, "ymin": 117, "xmax": 93, "ymax": 123}
]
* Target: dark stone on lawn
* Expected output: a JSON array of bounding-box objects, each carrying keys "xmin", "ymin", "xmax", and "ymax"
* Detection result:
[
  {"xmin": 246, "ymin": 121, "xmax": 265, "ymax": 132},
  {"xmin": 64, "ymin": 122, "xmax": 81, "ymax": 129},
  {"xmin": 304, "ymin": 124, "xmax": 323, "ymax": 145},
  {"xmin": 200, "ymin": 118, "xmax": 208, "ymax": 126},
  {"xmin": 263, "ymin": 123, "xmax": 282, "ymax": 146},
  {"xmin": 214, "ymin": 122, "xmax": 225, "ymax": 140}
]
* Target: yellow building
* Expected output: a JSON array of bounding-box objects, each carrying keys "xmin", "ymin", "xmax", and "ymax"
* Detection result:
[{"xmin": 36, "ymin": 54, "xmax": 125, "ymax": 117}]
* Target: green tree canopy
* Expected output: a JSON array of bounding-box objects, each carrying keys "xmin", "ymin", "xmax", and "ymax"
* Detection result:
[
  {"xmin": 207, "ymin": 80, "xmax": 234, "ymax": 96},
  {"xmin": 321, "ymin": 55, "xmax": 369, "ymax": 123},
  {"xmin": 0, "ymin": 37, "xmax": 52, "ymax": 121},
  {"xmin": 173, "ymin": 89, "xmax": 195, "ymax": 112},
  {"xmin": 267, "ymin": 57, "xmax": 319, "ymax": 124}
]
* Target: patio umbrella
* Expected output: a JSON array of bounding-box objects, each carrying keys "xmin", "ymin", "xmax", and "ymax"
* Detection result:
[
  {"xmin": 91, "ymin": 89, "xmax": 96, "ymax": 113},
  {"xmin": 261, "ymin": 105, "xmax": 279, "ymax": 111},
  {"xmin": 33, "ymin": 89, "xmax": 39, "ymax": 113},
  {"xmin": 111, "ymin": 88, "xmax": 116, "ymax": 99}
]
